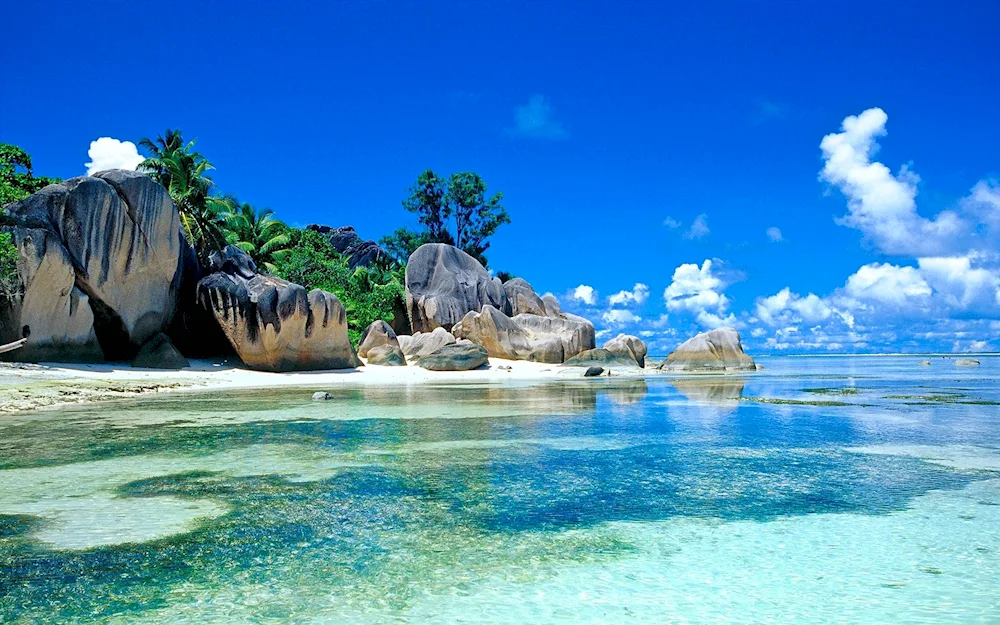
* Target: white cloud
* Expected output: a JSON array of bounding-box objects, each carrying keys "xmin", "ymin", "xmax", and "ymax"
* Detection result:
[
  {"xmin": 766, "ymin": 226, "xmax": 783, "ymax": 242},
  {"xmin": 917, "ymin": 256, "xmax": 1000, "ymax": 310},
  {"xmin": 572, "ymin": 284, "xmax": 597, "ymax": 306},
  {"xmin": 506, "ymin": 94, "xmax": 567, "ymax": 140},
  {"xmin": 602, "ymin": 309, "xmax": 642, "ymax": 325},
  {"xmin": 85, "ymin": 137, "xmax": 144, "ymax": 175},
  {"xmin": 842, "ymin": 263, "xmax": 931, "ymax": 305},
  {"xmin": 819, "ymin": 108, "xmax": 965, "ymax": 256},
  {"xmin": 608, "ymin": 283, "xmax": 649, "ymax": 307},
  {"xmin": 663, "ymin": 217, "xmax": 681, "ymax": 228},
  {"xmin": 684, "ymin": 213, "xmax": 710, "ymax": 239},
  {"xmin": 663, "ymin": 260, "xmax": 734, "ymax": 328}
]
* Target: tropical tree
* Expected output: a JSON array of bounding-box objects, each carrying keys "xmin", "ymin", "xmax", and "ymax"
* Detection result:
[
  {"xmin": 224, "ymin": 199, "xmax": 292, "ymax": 273},
  {"xmin": 138, "ymin": 130, "xmax": 228, "ymax": 262},
  {"xmin": 387, "ymin": 169, "xmax": 510, "ymax": 266},
  {"xmin": 1, "ymin": 143, "xmax": 60, "ymax": 207}
]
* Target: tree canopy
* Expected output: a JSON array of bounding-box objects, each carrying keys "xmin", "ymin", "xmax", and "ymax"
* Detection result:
[{"xmin": 0, "ymin": 143, "xmax": 60, "ymax": 207}]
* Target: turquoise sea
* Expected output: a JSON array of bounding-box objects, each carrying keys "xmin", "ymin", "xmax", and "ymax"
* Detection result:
[{"xmin": 1, "ymin": 356, "xmax": 999, "ymax": 624}]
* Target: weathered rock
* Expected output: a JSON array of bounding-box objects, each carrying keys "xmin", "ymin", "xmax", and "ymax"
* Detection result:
[
  {"xmin": 503, "ymin": 278, "xmax": 547, "ymax": 316},
  {"xmin": 306, "ymin": 225, "xmax": 388, "ymax": 269},
  {"xmin": 659, "ymin": 327, "xmax": 755, "ymax": 371},
  {"xmin": 1, "ymin": 171, "xmax": 185, "ymax": 362},
  {"xmin": 397, "ymin": 327, "xmax": 456, "ymax": 358},
  {"xmin": 918, "ymin": 360, "xmax": 931, "ymax": 366},
  {"xmin": 563, "ymin": 348, "xmax": 643, "ymax": 369},
  {"xmin": 358, "ymin": 320, "xmax": 399, "ymax": 358},
  {"xmin": 416, "ymin": 339, "xmax": 489, "ymax": 371},
  {"xmin": 603, "ymin": 334, "xmax": 648, "ymax": 368},
  {"xmin": 132, "ymin": 332, "xmax": 189, "ymax": 369},
  {"xmin": 541, "ymin": 294, "xmax": 563, "ymax": 318},
  {"xmin": 366, "ymin": 344, "xmax": 407, "ymax": 366},
  {"xmin": 312, "ymin": 392, "xmax": 333, "ymax": 400},
  {"xmin": 405, "ymin": 243, "xmax": 508, "ymax": 333},
  {"xmin": 453, "ymin": 305, "xmax": 596, "ymax": 363},
  {"xmin": 955, "ymin": 358, "xmax": 980, "ymax": 367},
  {"xmin": 584, "ymin": 366, "xmax": 604, "ymax": 377},
  {"xmin": 197, "ymin": 246, "xmax": 359, "ymax": 372}
]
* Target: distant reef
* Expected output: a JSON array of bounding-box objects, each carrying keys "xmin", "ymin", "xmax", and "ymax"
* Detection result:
[{"xmin": 1, "ymin": 171, "xmax": 754, "ymax": 373}]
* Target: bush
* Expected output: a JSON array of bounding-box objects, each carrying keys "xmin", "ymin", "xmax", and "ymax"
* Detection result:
[
  {"xmin": 273, "ymin": 229, "xmax": 405, "ymax": 345},
  {"xmin": 0, "ymin": 232, "xmax": 19, "ymax": 300}
]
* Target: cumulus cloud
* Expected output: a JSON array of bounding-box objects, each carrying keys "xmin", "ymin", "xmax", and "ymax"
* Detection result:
[
  {"xmin": 603, "ymin": 309, "xmax": 642, "ymax": 325},
  {"xmin": 819, "ymin": 108, "xmax": 966, "ymax": 256},
  {"xmin": 766, "ymin": 226, "xmax": 783, "ymax": 242},
  {"xmin": 608, "ymin": 283, "xmax": 649, "ymax": 307},
  {"xmin": 572, "ymin": 284, "xmax": 597, "ymax": 306},
  {"xmin": 506, "ymin": 95, "xmax": 567, "ymax": 140},
  {"xmin": 684, "ymin": 213, "xmax": 710, "ymax": 239},
  {"xmin": 663, "ymin": 260, "xmax": 735, "ymax": 328},
  {"xmin": 663, "ymin": 217, "xmax": 681, "ymax": 228},
  {"xmin": 85, "ymin": 137, "xmax": 144, "ymax": 175},
  {"xmin": 842, "ymin": 263, "xmax": 931, "ymax": 305}
]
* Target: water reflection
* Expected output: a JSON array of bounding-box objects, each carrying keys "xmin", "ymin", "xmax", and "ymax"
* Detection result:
[{"xmin": 670, "ymin": 377, "xmax": 745, "ymax": 405}]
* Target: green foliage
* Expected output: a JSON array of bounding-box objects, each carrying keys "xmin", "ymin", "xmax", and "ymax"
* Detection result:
[
  {"xmin": 223, "ymin": 199, "xmax": 292, "ymax": 273},
  {"xmin": 495, "ymin": 271, "xmax": 516, "ymax": 283},
  {"xmin": 394, "ymin": 169, "xmax": 510, "ymax": 266},
  {"xmin": 138, "ymin": 130, "xmax": 229, "ymax": 262},
  {"xmin": 378, "ymin": 226, "xmax": 429, "ymax": 265},
  {"xmin": 273, "ymin": 229, "xmax": 405, "ymax": 345},
  {"xmin": 0, "ymin": 143, "xmax": 60, "ymax": 207},
  {"xmin": 0, "ymin": 232, "xmax": 19, "ymax": 299}
]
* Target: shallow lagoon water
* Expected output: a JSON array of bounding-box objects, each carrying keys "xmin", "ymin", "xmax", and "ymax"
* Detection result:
[{"xmin": 1, "ymin": 356, "xmax": 999, "ymax": 623}]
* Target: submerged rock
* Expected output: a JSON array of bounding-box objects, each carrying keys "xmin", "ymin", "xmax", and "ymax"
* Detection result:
[
  {"xmin": 397, "ymin": 327, "xmax": 456, "ymax": 358},
  {"xmin": 659, "ymin": 327, "xmax": 755, "ymax": 371},
  {"xmin": 955, "ymin": 359, "xmax": 980, "ymax": 367},
  {"xmin": 405, "ymin": 243, "xmax": 508, "ymax": 333},
  {"xmin": 132, "ymin": 333, "xmax": 189, "ymax": 369},
  {"xmin": 198, "ymin": 246, "xmax": 359, "ymax": 372},
  {"xmin": 1, "ymin": 170, "xmax": 185, "ymax": 362},
  {"xmin": 602, "ymin": 334, "xmax": 648, "ymax": 368},
  {"xmin": 564, "ymin": 348, "xmax": 642, "ymax": 369},
  {"xmin": 918, "ymin": 360, "xmax": 931, "ymax": 366},
  {"xmin": 366, "ymin": 344, "xmax": 407, "ymax": 366},
  {"xmin": 358, "ymin": 320, "xmax": 399, "ymax": 358},
  {"xmin": 415, "ymin": 340, "xmax": 489, "ymax": 371},
  {"xmin": 584, "ymin": 366, "xmax": 604, "ymax": 377},
  {"xmin": 312, "ymin": 392, "xmax": 333, "ymax": 400}
]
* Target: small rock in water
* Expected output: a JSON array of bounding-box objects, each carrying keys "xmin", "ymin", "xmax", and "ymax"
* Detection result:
[
  {"xmin": 955, "ymin": 359, "xmax": 980, "ymax": 367},
  {"xmin": 584, "ymin": 366, "xmax": 604, "ymax": 377},
  {"xmin": 312, "ymin": 392, "xmax": 334, "ymax": 400},
  {"xmin": 918, "ymin": 360, "xmax": 931, "ymax": 366}
]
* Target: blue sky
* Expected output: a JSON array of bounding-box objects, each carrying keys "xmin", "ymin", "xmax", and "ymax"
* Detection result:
[{"xmin": 3, "ymin": 1, "xmax": 999, "ymax": 353}]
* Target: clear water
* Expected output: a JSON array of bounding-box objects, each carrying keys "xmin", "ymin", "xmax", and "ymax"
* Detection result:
[{"xmin": 1, "ymin": 356, "xmax": 999, "ymax": 624}]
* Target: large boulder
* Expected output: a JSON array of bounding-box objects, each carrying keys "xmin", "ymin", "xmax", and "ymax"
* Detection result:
[
  {"xmin": 563, "ymin": 348, "xmax": 643, "ymax": 369},
  {"xmin": 453, "ymin": 305, "xmax": 595, "ymax": 363},
  {"xmin": 132, "ymin": 332, "xmax": 189, "ymax": 369},
  {"xmin": 659, "ymin": 327, "xmax": 755, "ymax": 371},
  {"xmin": 197, "ymin": 246, "xmax": 359, "ymax": 371},
  {"xmin": 366, "ymin": 344, "xmax": 407, "ymax": 366},
  {"xmin": 503, "ymin": 278, "xmax": 547, "ymax": 316},
  {"xmin": 415, "ymin": 340, "xmax": 489, "ymax": 371},
  {"xmin": 603, "ymin": 334, "xmax": 648, "ymax": 368},
  {"xmin": 0, "ymin": 171, "xmax": 184, "ymax": 362},
  {"xmin": 541, "ymin": 294, "xmax": 563, "ymax": 318},
  {"xmin": 397, "ymin": 327, "xmax": 456, "ymax": 359},
  {"xmin": 405, "ymin": 243, "xmax": 508, "ymax": 333},
  {"xmin": 358, "ymin": 320, "xmax": 399, "ymax": 358},
  {"xmin": 306, "ymin": 225, "xmax": 388, "ymax": 269}
]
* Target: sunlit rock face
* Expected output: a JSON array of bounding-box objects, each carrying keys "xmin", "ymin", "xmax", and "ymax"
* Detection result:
[
  {"xmin": 197, "ymin": 246, "xmax": 359, "ymax": 372},
  {"xmin": 503, "ymin": 278, "xmax": 547, "ymax": 316},
  {"xmin": 1, "ymin": 170, "xmax": 184, "ymax": 362},
  {"xmin": 603, "ymin": 334, "xmax": 648, "ymax": 368},
  {"xmin": 453, "ymin": 305, "xmax": 595, "ymax": 363},
  {"xmin": 358, "ymin": 320, "xmax": 399, "ymax": 359},
  {"xmin": 405, "ymin": 243, "xmax": 509, "ymax": 333},
  {"xmin": 660, "ymin": 327, "xmax": 756, "ymax": 371}
]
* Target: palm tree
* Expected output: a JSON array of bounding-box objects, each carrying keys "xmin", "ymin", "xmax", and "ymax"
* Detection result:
[
  {"xmin": 138, "ymin": 130, "xmax": 228, "ymax": 262},
  {"xmin": 224, "ymin": 199, "xmax": 292, "ymax": 273}
]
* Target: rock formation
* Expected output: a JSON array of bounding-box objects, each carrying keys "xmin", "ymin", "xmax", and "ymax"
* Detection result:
[
  {"xmin": 397, "ymin": 327, "xmax": 456, "ymax": 359},
  {"xmin": 563, "ymin": 348, "xmax": 643, "ymax": 369},
  {"xmin": 658, "ymin": 327, "xmax": 755, "ymax": 371},
  {"xmin": 541, "ymin": 294, "xmax": 563, "ymax": 318},
  {"xmin": 603, "ymin": 334, "xmax": 648, "ymax": 368},
  {"xmin": 453, "ymin": 305, "xmax": 595, "ymax": 363},
  {"xmin": 366, "ymin": 344, "xmax": 407, "ymax": 366},
  {"xmin": 358, "ymin": 320, "xmax": 399, "ymax": 358},
  {"xmin": 405, "ymin": 243, "xmax": 508, "ymax": 333},
  {"xmin": 415, "ymin": 340, "xmax": 489, "ymax": 371},
  {"xmin": 503, "ymin": 278, "xmax": 547, "ymax": 316},
  {"xmin": 132, "ymin": 332, "xmax": 190, "ymax": 369},
  {"xmin": 955, "ymin": 359, "xmax": 980, "ymax": 367},
  {"xmin": 306, "ymin": 224, "xmax": 388, "ymax": 269},
  {"xmin": 1, "ymin": 170, "xmax": 185, "ymax": 362},
  {"xmin": 197, "ymin": 246, "xmax": 359, "ymax": 372}
]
